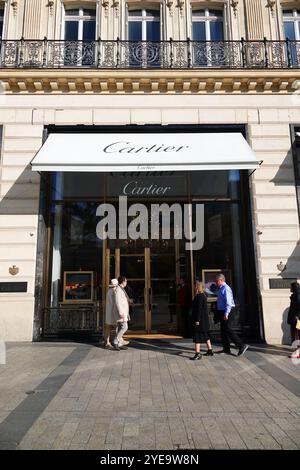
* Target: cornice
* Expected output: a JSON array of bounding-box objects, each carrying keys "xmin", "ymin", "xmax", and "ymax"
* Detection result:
[{"xmin": 0, "ymin": 69, "xmax": 300, "ymax": 94}]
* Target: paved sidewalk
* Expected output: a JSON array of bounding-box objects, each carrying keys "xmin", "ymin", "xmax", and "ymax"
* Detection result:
[{"xmin": 0, "ymin": 340, "xmax": 299, "ymax": 450}]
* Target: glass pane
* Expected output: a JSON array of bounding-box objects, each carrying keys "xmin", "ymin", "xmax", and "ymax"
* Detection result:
[
  {"xmin": 0, "ymin": 19, "xmax": 3, "ymax": 37},
  {"xmin": 128, "ymin": 10, "xmax": 142, "ymax": 16},
  {"xmin": 210, "ymin": 21, "xmax": 224, "ymax": 40},
  {"xmin": 151, "ymin": 279, "xmax": 177, "ymax": 331},
  {"xmin": 209, "ymin": 9, "xmax": 223, "ymax": 17},
  {"xmin": 192, "ymin": 10, "xmax": 205, "ymax": 17},
  {"xmin": 127, "ymin": 280, "xmax": 145, "ymax": 330},
  {"xmin": 283, "ymin": 10, "xmax": 294, "ymax": 17},
  {"xmin": 60, "ymin": 173, "xmax": 104, "ymax": 199},
  {"xmin": 128, "ymin": 21, "xmax": 142, "ymax": 41},
  {"xmin": 65, "ymin": 9, "xmax": 79, "ymax": 16},
  {"xmin": 120, "ymin": 255, "xmax": 144, "ymax": 279},
  {"xmin": 83, "ymin": 20, "xmax": 96, "ymax": 41},
  {"xmin": 192, "ymin": 22, "xmax": 206, "ymax": 41},
  {"xmin": 146, "ymin": 9, "xmax": 160, "ymax": 17},
  {"xmin": 147, "ymin": 21, "xmax": 160, "ymax": 41},
  {"xmin": 83, "ymin": 9, "xmax": 96, "ymax": 17},
  {"xmin": 190, "ymin": 171, "xmax": 230, "ymax": 198},
  {"xmin": 284, "ymin": 21, "xmax": 296, "ymax": 39},
  {"xmin": 65, "ymin": 21, "xmax": 79, "ymax": 40}
]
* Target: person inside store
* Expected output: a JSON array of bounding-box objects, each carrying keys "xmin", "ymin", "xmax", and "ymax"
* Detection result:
[{"xmin": 191, "ymin": 281, "xmax": 213, "ymax": 360}]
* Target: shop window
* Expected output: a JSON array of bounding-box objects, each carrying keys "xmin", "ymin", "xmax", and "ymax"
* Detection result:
[
  {"xmin": 283, "ymin": 8, "xmax": 300, "ymax": 65},
  {"xmin": 63, "ymin": 6, "xmax": 96, "ymax": 65},
  {"xmin": 127, "ymin": 8, "xmax": 161, "ymax": 67}
]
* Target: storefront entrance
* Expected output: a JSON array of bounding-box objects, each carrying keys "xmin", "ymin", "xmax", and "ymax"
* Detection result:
[
  {"xmin": 38, "ymin": 127, "xmax": 261, "ymax": 341},
  {"xmin": 108, "ymin": 242, "xmax": 186, "ymax": 333}
]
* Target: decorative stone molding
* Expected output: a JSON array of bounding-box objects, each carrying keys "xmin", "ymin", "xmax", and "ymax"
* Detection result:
[
  {"xmin": 166, "ymin": 0, "xmax": 174, "ymax": 16},
  {"xmin": 266, "ymin": 0, "xmax": 276, "ymax": 17},
  {"xmin": 1, "ymin": 69, "xmax": 300, "ymax": 94},
  {"xmin": 11, "ymin": 0, "xmax": 18, "ymax": 16},
  {"xmin": 177, "ymin": 0, "xmax": 184, "ymax": 16},
  {"xmin": 230, "ymin": 0, "xmax": 239, "ymax": 18},
  {"xmin": 112, "ymin": 0, "xmax": 120, "ymax": 17},
  {"xmin": 102, "ymin": 0, "xmax": 109, "ymax": 16},
  {"xmin": 47, "ymin": 1, "xmax": 55, "ymax": 16}
]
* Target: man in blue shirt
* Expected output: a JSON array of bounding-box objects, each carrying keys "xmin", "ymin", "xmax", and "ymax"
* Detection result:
[{"xmin": 216, "ymin": 273, "xmax": 248, "ymax": 356}]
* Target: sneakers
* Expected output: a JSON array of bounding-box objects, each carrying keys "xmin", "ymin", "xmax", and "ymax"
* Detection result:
[
  {"xmin": 190, "ymin": 353, "xmax": 202, "ymax": 361},
  {"xmin": 104, "ymin": 344, "xmax": 113, "ymax": 350},
  {"xmin": 121, "ymin": 340, "xmax": 130, "ymax": 346},
  {"xmin": 237, "ymin": 344, "xmax": 249, "ymax": 356}
]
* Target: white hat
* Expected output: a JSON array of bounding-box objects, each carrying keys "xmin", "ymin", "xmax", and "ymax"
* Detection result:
[{"xmin": 110, "ymin": 278, "xmax": 118, "ymax": 287}]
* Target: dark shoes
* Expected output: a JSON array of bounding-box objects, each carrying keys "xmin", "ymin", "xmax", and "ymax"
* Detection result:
[
  {"xmin": 190, "ymin": 353, "xmax": 202, "ymax": 360},
  {"xmin": 203, "ymin": 349, "xmax": 214, "ymax": 356},
  {"xmin": 113, "ymin": 344, "xmax": 128, "ymax": 351},
  {"xmin": 237, "ymin": 344, "xmax": 249, "ymax": 356},
  {"xmin": 218, "ymin": 349, "xmax": 231, "ymax": 355}
]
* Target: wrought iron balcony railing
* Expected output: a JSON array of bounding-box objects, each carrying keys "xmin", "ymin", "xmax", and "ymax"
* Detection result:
[{"xmin": 0, "ymin": 38, "xmax": 300, "ymax": 69}]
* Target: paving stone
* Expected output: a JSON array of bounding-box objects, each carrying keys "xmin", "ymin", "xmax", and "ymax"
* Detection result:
[{"xmin": 0, "ymin": 341, "xmax": 299, "ymax": 450}]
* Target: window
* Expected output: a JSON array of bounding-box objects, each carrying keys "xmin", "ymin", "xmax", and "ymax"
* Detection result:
[
  {"xmin": 192, "ymin": 8, "xmax": 224, "ymax": 41},
  {"xmin": 127, "ymin": 8, "xmax": 161, "ymax": 67},
  {"xmin": 128, "ymin": 9, "xmax": 160, "ymax": 41},
  {"xmin": 0, "ymin": 6, "xmax": 4, "ymax": 37},
  {"xmin": 283, "ymin": 9, "xmax": 300, "ymax": 65},
  {"xmin": 283, "ymin": 9, "xmax": 300, "ymax": 40},
  {"xmin": 63, "ymin": 7, "xmax": 96, "ymax": 66},
  {"xmin": 192, "ymin": 8, "xmax": 225, "ymax": 67},
  {"xmin": 64, "ymin": 7, "xmax": 96, "ymax": 41}
]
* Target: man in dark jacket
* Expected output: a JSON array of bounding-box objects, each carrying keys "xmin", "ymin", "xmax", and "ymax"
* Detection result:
[{"xmin": 287, "ymin": 282, "xmax": 300, "ymax": 344}]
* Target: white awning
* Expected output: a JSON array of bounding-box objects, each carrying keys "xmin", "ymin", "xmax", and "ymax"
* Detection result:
[{"xmin": 31, "ymin": 132, "xmax": 259, "ymax": 172}]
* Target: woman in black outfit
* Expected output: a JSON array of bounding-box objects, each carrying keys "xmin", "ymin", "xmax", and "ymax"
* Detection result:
[
  {"xmin": 287, "ymin": 282, "xmax": 300, "ymax": 345},
  {"xmin": 191, "ymin": 281, "xmax": 213, "ymax": 360}
]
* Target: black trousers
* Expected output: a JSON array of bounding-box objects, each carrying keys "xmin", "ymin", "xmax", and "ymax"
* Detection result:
[{"xmin": 218, "ymin": 310, "xmax": 243, "ymax": 351}]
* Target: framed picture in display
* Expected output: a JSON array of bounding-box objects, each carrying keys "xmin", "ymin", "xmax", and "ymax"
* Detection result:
[
  {"xmin": 202, "ymin": 269, "xmax": 232, "ymax": 298},
  {"xmin": 63, "ymin": 271, "xmax": 94, "ymax": 303}
]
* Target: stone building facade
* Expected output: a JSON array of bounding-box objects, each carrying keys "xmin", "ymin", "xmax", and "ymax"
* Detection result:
[{"xmin": 0, "ymin": 0, "xmax": 299, "ymax": 344}]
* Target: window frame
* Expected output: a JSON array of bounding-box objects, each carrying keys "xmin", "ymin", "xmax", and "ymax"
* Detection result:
[
  {"xmin": 191, "ymin": 7, "xmax": 224, "ymax": 41},
  {"xmin": 62, "ymin": 6, "xmax": 96, "ymax": 41},
  {"xmin": 127, "ymin": 7, "xmax": 161, "ymax": 41},
  {"xmin": 0, "ymin": 3, "xmax": 5, "ymax": 38},
  {"xmin": 282, "ymin": 8, "xmax": 300, "ymax": 40}
]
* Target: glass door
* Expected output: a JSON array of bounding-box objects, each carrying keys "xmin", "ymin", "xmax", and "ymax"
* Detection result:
[
  {"xmin": 110, "ymin": 244, "xmax": 180, "ymax": 333},
  {"xmin": 110, "ymin": 246, "xmax": 148, "ymax": 331}
]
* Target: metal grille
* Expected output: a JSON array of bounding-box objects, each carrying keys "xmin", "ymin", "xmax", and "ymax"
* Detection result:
[
  {"xmin": 43, "ymin": 304, "xmax": 101, "ymax": 337},
  {"xmin": 0, "ymin": 38, "xmax": 299, "ymax": 69}
]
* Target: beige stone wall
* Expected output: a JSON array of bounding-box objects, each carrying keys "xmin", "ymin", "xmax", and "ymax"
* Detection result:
[
  {"xmin": 0, "ymin": 92, "xmax": 300, "ymax": 343},
  {"xmin": 0, "ymin": 0, "xmax": 296, "ymax": 40}
]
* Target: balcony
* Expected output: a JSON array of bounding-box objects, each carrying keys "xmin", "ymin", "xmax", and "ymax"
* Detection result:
[{"xmin": 0, "ymin": 38, "xmax": 299, "ymax": 69}]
